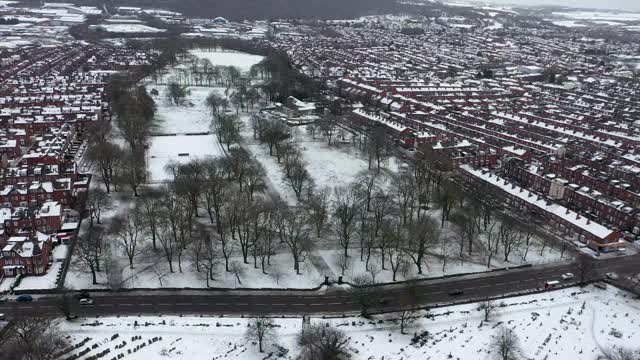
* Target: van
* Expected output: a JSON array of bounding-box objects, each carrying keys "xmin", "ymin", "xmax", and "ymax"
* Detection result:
[{"xmin": 544, "ymin": 280, "xmax": 560, "ymax": 289}]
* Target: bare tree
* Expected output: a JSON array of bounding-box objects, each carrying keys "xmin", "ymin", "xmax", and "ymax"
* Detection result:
[
  {"xmin": 205, "ymin": 91, "xmax": 229, "ymax": 117},
  {"xmin": 166, "ymin": 81, "xmax": 190, "ymax": 105},
  {"xmin": 254, "ymin": 204, "xmax": 277, "ymax": 274},
  {"xmin": 6, "ymin": 315, "xmax": 69, "ymax": 360},
  {"xmin": 436, "ymin": 179, "xmax": 458, "ymax": 227},
  {"xmin": 223, "ymin": 147, "xmax": 252, "ymax": 192},
  {"xmin": 73, "ymin": 226, "xmax": 107, "ymax": 284},
  {"xmin": 276, "ymin": 208, "xmax": 311, "ymax": 275},
  {"xmin": 450, "ymin": 211, "xmax": 478, "ymax": 257},
  {"xmin": 318, "ymin": 115, "xmax": 338, "ymax": 146},
  {"xmin": 489, "ymin": 326, "xmax": 522, "ymax": 360},
  {"xmin": 87, "ymin": 141, "xmax": 123, "ymax": 193},
  {"xmin": 398, "ymin": 305, "xmax": 419, "ymax": 335},
  {"xmin": 367, "ymin": 126, "xmax": 389, "ymax": 172},
  {"xmin": 478, "ymin": 298, "xmax": 498, "ymax": 321},
  {"xmin": 119, "ymin": 147, "xmax": 146, "ymax": 197},
  {"xmin": 304, "ymin": 189, "xmax": 330, "ymax": 238},
  {"xmin": 385, "ymin": 221, "xmax": 409, "ymax": 281},
  {"xmin": 242, "ymin": 161, "xmax": 267, "ymax": 201},
  {"xmin": 370, "ymin": 190, "xmax": 393, "ymax": 237},
  {"xmin": 86, "ymin": 187, "xmax": 113, "ymax": 226},
  {"xmin": 157, "ymin": 222, "xmax": 177, "ymax": 273},
  {"xmin": 197, "ymin": 236, "xmax": 221, "ymax": 288},
  {"xmin": 112, "ymin": 207, "xmax": 145, "ymax": 269},
  {"xmin": 359, "ymin": 173, "xmax": 383, "ymax": 212},
  {"xmin": 332, "ymin": 185, "xmax": 362, "ymax": 261},
  {"xmin": 245, "ymin": 317, "xmax": 276, "ymax": 353},
  {"xmin": 229, "ymin": 260, "xmax": 245, "ymax": 286},
  {"xmin": 350, "ymin": 275, "xmax": 382, "ymax": 317},
  {"xmin": 498, "ymin": 216, "xmax": 522, "ymax": 262},
  {"xmin": 391, "ymin": 172, "xmax": 417, "ymax": 225},
  {"xmin": 597, "ymin": 346, "xmax": 640, "ymax": 360},
  {"xmin": 297, "ymin": 324, "xmax": 350, "ymax": 360},
  {"xmin": 172, "ymin": 159, "xmax": 206, "ymax": 217},
  {"xmin": 287, "ymin": 160, "xmax": 313, "ymax": 201},
  {"xmin": 139, "ymin": 190, "xmax": 163, "ymax": 251},
  {"xmin": 201, "ymin": 157, "xmax": 228, "ymax": 227},
  {"xmin": 485, "ymin": 221, "xmax": 500, "ymax": 268},
  {"xmin": 261, "ymin": 119, "xmax": 291, "ymax": 157},
  {"xmin": 213, "ymin": 113, "xmax": 242, "ymax": 151},
  {"xmin": 439, "ymin": 236, "xmax": 453, "ymax": 273},
  {"xmin": 405, "ymin": 216, "xmax": 440, "ymax": 275}
]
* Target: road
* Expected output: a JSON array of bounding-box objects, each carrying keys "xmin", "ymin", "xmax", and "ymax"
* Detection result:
[{"xmin": 2, "ymin": 254, "xmax": 637, "ymax": 318}]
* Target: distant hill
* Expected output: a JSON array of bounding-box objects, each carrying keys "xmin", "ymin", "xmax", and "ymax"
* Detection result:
[{"xmin": 38, "ymin": 0, "xmax": 399, "ymax": 21}]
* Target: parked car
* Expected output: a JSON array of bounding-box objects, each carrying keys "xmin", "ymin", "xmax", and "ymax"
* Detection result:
[
  {"xmin": 15, "ymin": 295, "xmax": 33, "ymax": 302},
  {"xmin": 79, "ymin": 298, "xmax": 94, "ymax": 305},
  {"xmin": 561, "ymin": 273, "xmax": 574, "ymax": 280},
  {"xmin": 0, "ymin": 296, "xmax": 7, "ymax": 302},
  {"xmin": 606, "ymin": 272, "xmax": 619, "ymax": 280},
  {"xmin": 448, "ymin": 289, "xmax": 464, "ymax": 296}
]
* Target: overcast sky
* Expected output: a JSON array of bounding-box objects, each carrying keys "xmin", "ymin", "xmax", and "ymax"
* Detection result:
[{"xmin": 482, "ymin": 0, "xmax": 640, "ymax": 11}]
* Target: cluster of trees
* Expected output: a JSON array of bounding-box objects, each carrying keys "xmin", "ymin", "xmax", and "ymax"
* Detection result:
[
  {"xmin": 249, "ymin": 114, "xmax": 314, "ymax": 201},
  {"xmin": 87, "ymin": 78, "xmax": 157, "ymax": 196},
  {"xmin": 0, "ymin": 315, "xmax": 69, "ymax": 360},
  {"xmin": 0, "ymin": 17, "xmax": 19, "ymax": 25},
  {"xmin": 244, "ymin": 318, "xmax": 350, "ymax": 359}
]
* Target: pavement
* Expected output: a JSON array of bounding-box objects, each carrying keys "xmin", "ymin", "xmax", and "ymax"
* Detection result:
[{"xmin": 1, "ymin": 253, "xmax": 637, "ymax": 318}]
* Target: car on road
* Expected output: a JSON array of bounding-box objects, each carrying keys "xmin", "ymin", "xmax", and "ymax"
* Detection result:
[
  {"xmin": 0, "ymin": 296, "xmax": 7, "ymax": 302},
  {"xmin": 448, "ymin": 289, "xmax": 464, "ymax": 296},
  {"xmin": 606, "ymin": 272, "xmax": 619, "ymax": 280},
  {"xmin": 79, "ymin": 298, "xmax": 94, "ymax": 305},
  {"xmin": 15, "ymin": 295, "xmax": 33, "ymax": 302},
  {"xmin": 561, "ymin": 273, "xmax": 574, "ymax": 280},
  {"xmin": 544, "ymin": 280, "xmax": 560, "ymax": 289}
]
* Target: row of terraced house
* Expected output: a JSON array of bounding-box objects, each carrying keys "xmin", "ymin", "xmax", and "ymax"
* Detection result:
[{"xmin": 0, "ymin": 43, "xmax": 154, "ymax": 279}]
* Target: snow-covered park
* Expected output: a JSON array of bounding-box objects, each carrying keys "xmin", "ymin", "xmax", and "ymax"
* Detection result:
[
  {"xmin": 56, "ymin": 285, "xmax": 640, "ymax": 360},
  {"xmin": 188, "ymin": 49, "xmax": 264, "ymax": 72},
  {"xmin": 144, "ymin": 50, "xmax": 264, "ymax": 182},
  {"xmin": 62, "ymin": 47, "xmax": 570, "ymax": 293}
]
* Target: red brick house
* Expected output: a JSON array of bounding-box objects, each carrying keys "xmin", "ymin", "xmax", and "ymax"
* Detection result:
[{"xmin": 0, "ymin": 234, "xmax": 52, "ymax": 277}]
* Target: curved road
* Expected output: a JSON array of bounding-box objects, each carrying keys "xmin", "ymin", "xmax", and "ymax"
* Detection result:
[{"xmin": 1, "ymin": 254, "xmax": 638, "ymax": 318}]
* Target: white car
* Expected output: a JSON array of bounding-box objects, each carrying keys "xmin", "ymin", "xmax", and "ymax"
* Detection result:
[
  {"xmin": 561, "ymin": 273, "xmax": 574, "ymax": 280},
  {"xmin": 79, "ymin": 298, "xmax": 94, "ymax": 305},
  {"xmin": 606, "ymin": 272, "xmax": 619, "ymax": 280}
]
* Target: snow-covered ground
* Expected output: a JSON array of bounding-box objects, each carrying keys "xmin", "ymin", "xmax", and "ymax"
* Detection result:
[
  {"xmin": 147, "ymin": 135, "xmax": 223, "ymax": 182},
  {"xmin": 119, "ymin": 253, "xmax": 324, "ymax": 289},
  {"xmin": 13, "ymin": 262, "xmax": 61, "ymax": 290},
  {"xmin": 551, "ymin": 11, "xmax": 640, "ymax": 22},
  {"xmin": 293, "ymin": 127, "xmax": 400, "ymax": 191},
  {"xmin": 188, "ymin": 49, "xmax": 264, "ymax": 73},
  {"xmin": 149, "ymin": 86, "xmax": 223, "ymax": 134},
  {"xmin": 95, "ymin": 24, "xmax": 166, "ymax": 33},
  {"xmin": 57, "ymin": 285, "xmax": 640, "ymax": 360}
]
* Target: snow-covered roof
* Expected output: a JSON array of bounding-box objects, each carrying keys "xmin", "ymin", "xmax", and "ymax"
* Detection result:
[{"xmin": 462, "ymin": 166, "xmax": 616, "ymax": 240}]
